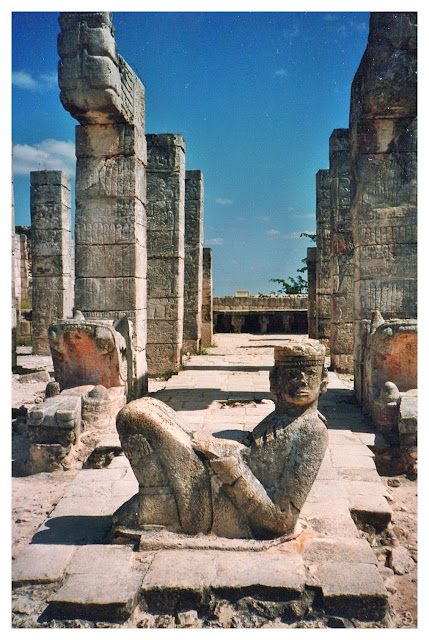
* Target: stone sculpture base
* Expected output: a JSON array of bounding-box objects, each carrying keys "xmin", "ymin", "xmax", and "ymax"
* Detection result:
[{"xmin": 112, "ymin": 493, "xmax": 303, "ymax": 551}]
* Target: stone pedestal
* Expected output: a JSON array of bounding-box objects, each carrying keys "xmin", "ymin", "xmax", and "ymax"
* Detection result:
[
  {"xmin": 201, "ymin": 248, "xmax": 213, "ymax": 345},
  {"xmin": 183, "ymin": 170, "xmax": 204, "ymax": 354},
  {"xmin": 329, "ymin": 129, "xmax": 354, "ymax": 373},
  {"xmin": 315, "ymin": 169, "xmax": 331, "ymax": 347},
  {"xmin": 349, "ymin": 12, "xmax": 417, "ymax": 401},
  {"xmin": 30, "ymin": 171, "xmax": 74, "ymax": 355},
  {"xmin": 146, "ymin": 134, "xmax": 186, "ymax": 375},
  {"xmin": 58, "ymin": 11, "xmax": 148, "ymax": 398}
]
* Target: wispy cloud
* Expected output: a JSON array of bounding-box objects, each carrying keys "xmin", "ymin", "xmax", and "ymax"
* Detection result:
[
  {"xmin": 12, "ymin": 70, "xmax": 57, "ymax": 91},
  {"xmin": 274, "ymin": 68, "xmax": 287, "ymax": 77},
  {"xmin": 235, "ymin": 216, "xmax": 247, "ymax": 222},
  {"xmin": 207, "ymin": 237, "xmax": 224, "ymax": 246},
  {"xmin": 215, "ymin": 198, "xmax": 233, "ymax": 206},
  {"xmin": 291, "ymin": 212, "xmax": 316, "ymax": 219},
  {"xmin": 283, "ymin": 25, "xmax": 300, "ymax": 42},
  {"xmin": 266, "ymin": 229, "xmax": 315, "ymax": 240},
  {"xmin": 13, "ymin": 139, "xmax": 75, "ymax": 176},
  {"xmin": 266, "ymin": 229, "xmax": 281, "ymax": 236}
]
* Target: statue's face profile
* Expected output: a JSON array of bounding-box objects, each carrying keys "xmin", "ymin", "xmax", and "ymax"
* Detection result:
[{"xmin": 270, "ymin": 361, "xmax": 327, "ymax": 409}]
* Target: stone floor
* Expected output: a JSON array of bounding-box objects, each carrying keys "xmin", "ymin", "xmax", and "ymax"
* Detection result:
[{"xmin": 12, "ymin": 333, "xmax": 394, "ymax": 627}]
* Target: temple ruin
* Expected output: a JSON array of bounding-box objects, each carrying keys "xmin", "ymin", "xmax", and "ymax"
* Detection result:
[{"xmin": 12, "ymin": 10, "xmax": 417, "ymax": 630}]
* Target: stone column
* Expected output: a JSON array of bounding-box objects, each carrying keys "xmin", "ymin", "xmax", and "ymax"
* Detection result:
[
  {"xmin": 306, "ymin": 247, "xmax": 317, "ymax": 339},
  {"xmin": 329, "ymin": 129, "xmax": 354, "ymax": 373},
  {"xmin": 11, "ymin": 170, "xmax": 18, "ymax": 370},
  {"xmin": 30, "ymin": 171, "xmax": 74, "ymax": 355},
  {"xmin": 201, "ymin": 248, "xmax": 213, "ymax": 345},
  {"xmin": 349, "ymin": 12, "xmax": 417, "ymax": 402},
  {"xmin": 58, "ymin": 11, "xmax": 148, "ymax": 398},
  {"xmin": 183, "ymin": 170, "xmax": 204, "ymax": 354},
  {"xmin": 315, "ymin": 169, "xmax": 331, "ymax": 347},
  {"xmin": 146, "ymin": 134, "xmax": 185, "ymax": 375}
]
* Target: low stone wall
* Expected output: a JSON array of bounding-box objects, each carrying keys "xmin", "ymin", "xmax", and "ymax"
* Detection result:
[
  {"xmin": 213, "ymin": 296, "xmax": 308, "ymax": 334},
  {"xmin": 214, "ymin": 295, "xmax": 307, "ymax": 311}
]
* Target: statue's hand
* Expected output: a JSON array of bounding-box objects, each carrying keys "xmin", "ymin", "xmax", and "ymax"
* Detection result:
[{"xmin": 210, "ymin": 456, "xmax": 242, "ymax": 485}]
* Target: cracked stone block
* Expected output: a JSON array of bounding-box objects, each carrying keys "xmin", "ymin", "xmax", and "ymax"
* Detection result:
[{"xmin": 12, "ymin": 545, "xmax": 76, "ymax": 586}]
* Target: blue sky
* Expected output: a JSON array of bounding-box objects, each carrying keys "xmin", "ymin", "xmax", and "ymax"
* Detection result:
[{"xmin": 11, "ymin": 9, "xmax": 370, "ymax": 295}]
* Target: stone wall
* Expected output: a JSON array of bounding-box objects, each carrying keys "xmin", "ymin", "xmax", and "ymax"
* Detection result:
[
  {"xmin": 183, "ymin": 170, "xmax": 204, "ymax": 354},
  {"xmin": 329, "ymin": 129, "xmax": 354, "ymax": 373},
  {"xmin": 306, "ymin": 247, "xmax": 317, "ymax": 339},
  {"xmin": 315, "ymin": 169, "xmax": 331, "ymax": 347},
  {"xmin": 214, "ymin": 295, "xmax": 307, "ymax": 310},
  {"xmin": 201, "ymin": 248, "xmax": 213, "ymax": 345},
  {"xmin": 30, "ymin": 171, "xmax": 74, "ymax": 355},
  {"xmin": 58, "ymin": 11, "xmax": 148, "ymax": 398},
  {"xmin": 349, "ymin": 12, "xmax": 417, "ymax": 402},
  {"xmin": 146, "ymin": 134, "xmax": 186, "ymax": 375}
]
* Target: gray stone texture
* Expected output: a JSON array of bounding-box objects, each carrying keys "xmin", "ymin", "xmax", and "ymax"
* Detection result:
[
  {"xmin": 201, "ymin": 248, "xmax": 213, "ymax": 345},
  {"xmin": 329, "ymin": 129, "xmax": 354, "ymax": 373},
  {"xmin": 183, "ymin": 170, "xmax": 204, "ymax": 354},
  {"xmin": 349, "ymin": 12, "xmax": 417, "ymax": 401},
  {"xmin": 306, "ymin": 247, "xmax": 317, "ymax": 339},
  {"xmin": 30, "ymin": 171, "xmax": 74, "ymax": 355},
  {"xmin": 11, "ymin": 172, "xmax": 18, "ymax": 369},
  {"xmin": 58, "ymin": 12, "xmax": 148, "ymax": 398},
  {"xmin": 315, "ymin": 169, "xmax": 331, "ymax": 346},
  {"xmin": 146, "ymin": 134, "xmax": 186, "ymax": 375}
]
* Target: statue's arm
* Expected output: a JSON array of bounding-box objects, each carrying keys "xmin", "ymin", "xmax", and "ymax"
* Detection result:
[{"xmin": 210, "ymin": 456, "xmax": 297, "ymax": 538}]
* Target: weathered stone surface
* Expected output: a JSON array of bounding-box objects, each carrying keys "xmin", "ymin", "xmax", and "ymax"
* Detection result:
[
  {"xmin": 329, "ymin": 129, "xmax": 353, "ymax": 373},
  {"xmin": 116, "ymin": 342, "xmax": 329, "ymax": 541},
  {"xmin": 306, "ymin": 247, "xmax": 317, "ymax": 339},
  {"xmin": 315, "ymin": 169, "xmax": 331, "ymax": 345},
  {"xmin": 30, "ymin": 171, "xmax": 74, "ymax": 355},
  {"xmin": 12, "ymin": 545, "xmax": 76, "ymax": 585},
  {"xmin": 183, "ymin": 170, "xmax": 204, "ymax": 353},
  {"xmin": 350, "ymin": 12, "xmax": 417, "ymax": 400},
  {"xmin": 318, "ymin": 562, "xmax": 388, "ymax": 620},
  {"xmin": 302, "ymin": 537, "xmax": 377, "ymax": 565},
  {"xmin": 146, "ymin": 134, "xmax": 185, "ymax": 375},
  {"xmin": 388, "ymin": 545, "xmax": 415, "ymax": 575}
]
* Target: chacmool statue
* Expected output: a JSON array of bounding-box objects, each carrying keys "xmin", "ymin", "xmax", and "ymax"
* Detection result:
[{"xmin": 115, "ymin": 342, "xmax": 328, "ymax": 541}]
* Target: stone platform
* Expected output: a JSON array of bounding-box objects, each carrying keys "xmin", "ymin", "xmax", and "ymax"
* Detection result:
[{"xmin": 12, "ymin": 334, "xmax": 392, "ymax": 626}]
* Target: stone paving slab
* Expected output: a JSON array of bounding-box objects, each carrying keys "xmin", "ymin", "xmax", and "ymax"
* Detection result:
[{"xmin": 12, "ymin": 544, "xmax": 76, "ymax": 586}]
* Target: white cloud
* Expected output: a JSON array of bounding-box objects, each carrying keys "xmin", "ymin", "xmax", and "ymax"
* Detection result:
[
  {"xmin": 235, "ymin": 216, "xmax": 247, "ymax": 222},
  {"xmin": 274, "ymin": 68, "xmax": 287, "ymax": 77},
  {"xmin": 12, "ymin": 70, "xmax": 58, "ymax": 91},
  {"xmin": 291, "ymin": 212, "xmax": 316, "ymax": 219},
  {"xmin": 207, "ymin": 237, "xmax": 224, "ymax": 246},
  {"xmin": 266, "ymin": 229, "xmax": 281, "ymax": 236},
  {"xmin": 13, "ymin": 139, "xmax": 76, "ymax": 176},
  {"xmin": 215, "ymin": 198, "xmax": 233, "ymax": 206}
]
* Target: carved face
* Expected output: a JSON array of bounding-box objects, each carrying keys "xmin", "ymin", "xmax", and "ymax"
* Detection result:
[{"xmin": 270, "ymin": 363, "xmax": 326, "ymax": 407}]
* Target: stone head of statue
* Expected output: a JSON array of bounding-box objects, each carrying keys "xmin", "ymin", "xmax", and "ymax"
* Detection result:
[{"xmin": 269, "ymin": 343, "xmax": 328, "ymax": 415}]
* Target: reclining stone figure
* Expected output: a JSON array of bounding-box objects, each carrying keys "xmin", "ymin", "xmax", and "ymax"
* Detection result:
[{"xmin": 116, "ymin": 342, "xmax": 328, "ymax": 540}]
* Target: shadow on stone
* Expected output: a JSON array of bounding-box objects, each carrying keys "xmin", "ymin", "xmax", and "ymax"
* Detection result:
[{"xmin": 31, "ymin": 516, "xmax": 112, "ymax": 545}]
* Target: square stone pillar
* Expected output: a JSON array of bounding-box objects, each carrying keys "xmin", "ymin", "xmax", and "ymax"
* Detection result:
[
  {"xmin": 30, "ymin": 171, "xmax": 74, "ymax": 355},
  {"xmin": 183, "ymin": 170, "xmax": 204, "ymax": 354},
  {"xmin": 201, "ymin": 247, "xmax": 213, "ymax": 345},
  {"xmin": 329, "ymin": 129, "xmax": 354, "ymax": 373},
  {"xmin": 146, "ymin": 134, "xmax": 186, "ymax": 375},
  {"xmin": 74, "ymin": 123, "xmax": 147, "ymax": 398},
  {"xmin": 349, "ymin": 12, "xmax": 417, "ymax": 402},
  {"xmin": 315, "ymin": 169, "xmax": 331, "ymax": 348},
  {"xmin": 306, "ymin": 247, "xmax": 317, "ymax": 339}
]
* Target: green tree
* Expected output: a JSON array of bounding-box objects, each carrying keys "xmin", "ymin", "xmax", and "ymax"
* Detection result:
[{"xmin": 269, "ymin": 232, "xmax": 316, "ymax": 295}]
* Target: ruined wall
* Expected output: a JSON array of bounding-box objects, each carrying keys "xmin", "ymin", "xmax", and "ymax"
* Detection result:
[
  {"xmin": 183, "ymin": 170, "xmax": 204, "ymax": 354},
  {"xmin": 201, "ymin": 247, "xmax": 213, "ymax": 345},
  {"xmin": 213, "ymin": 295, "xmax": 308, "ymax": 310},
  {"xmin": 349, "ymin": 12, "xmax": 417, "ymax": 402},
  {"xmin": 306, "ymin": 247, "xmax": 317, "ymax": 339},
  {"xmin": 315, "ymin": 169, "xmax": 331, "ymax": 347},
  {"xmin": 58, "ymin": 11, "xmax": 148, "ymax": 398},
  {"xmin": 146, "ymin": 134, "xmax": 185, "ymax": 375},
  {"xmin": 329, "ymin": 129, "xmax": 354, "ymax": 373},
  {"xmin": 30, "ymin": 171, "xmax": 74, "ymax": 355}
]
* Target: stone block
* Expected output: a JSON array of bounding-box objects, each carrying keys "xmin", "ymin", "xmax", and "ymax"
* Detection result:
[
  {"xmin": 349, "ymin": 495, "xmax": 392, "ymax": 530},
  {"xmin": 75, "ymin": 203, "xmax": 145, "ymax": 245},
  {"xmin": 76, "ymin": 155, "xmax": 146, "ymax": 199},
  {"xmin": 318, "ymin": 562, "xmax": 388, "ymax": 620},
  {"xmin": 32, "ymin": 253, "xmax": 73, "ymax": 278},
  {"xmin": 75, "ymin": 243, "xmax": 146, "ymax": 278},
  {"xmin": 147, "ymin": 257, "xmax": 184, "ymax": 298},
  {"xmin": 12, "ymin": 544, "xmax": 76, "ymax": 585},
  {"xmin": 302, "ymin": 537, "xmax": 377, "ymax": 565},
  {"xmin": 75, "ymin": 276, "xmax": 146, "ymax": 312},
  {"xmin": 76, "ymin": 123, "xmax": 146, "ymax": 162},
  {"xmin": 398, "ymin": 389, "xmax": 417, "ymax": 434}
]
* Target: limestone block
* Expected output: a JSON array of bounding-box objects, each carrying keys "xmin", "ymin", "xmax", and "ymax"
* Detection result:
[
  {"xmin": 12, "ymin": 545, "xmax": 76, "ymax": 586},
  {"xmin": 398, "ymin": 389, "xmax": 417, "ymax": 434},
  {"xmin": 147, "ymin": 297, "xmax": 184, "ymax": 321},
  {"xmin": 75, "ymin": 276, "xmax": 146, "ymax": 312},
  {"xmin": 75, "ymin": 243, "xmax": 146, "ymax": 279},
  {"xmin": 146, "ymin": 133, "xmax": 186, "ymax": 171},
  {"xmin": 147, "ymin": 257, "xmax": 184, "ymax": 298},
  {"xmin": 76, "ymin": 156, "xmax": 146, "ymax": 199},
  {"xmin": 76, "ymin": 123, "xmax": 146, "ymax": 162},
  {"xmin": 75, "ymin": 202, "xmax": 146, "ymax": 245},
  {"xmin": 355, "ymin": 243, "xmax": 417, "ymax": 280},
  {"xmin": 146, "ymin": 229, "xmax": 183, "ymax": 257},
  {"xmin": 27, "ymin": 395, "xmax": 81, "ymax": 446},
  {"xmin": 147, "ymin": 319, "xmax": 183, "ymax": 345},
  {"xmin": 32, "ymin": 253, "xmax": 73, "ymax": 278},
  {"xmin": 330, "ymin": 323, "xmax": 354, "ymax": 353},
  {"xmin": 331, "ymin": 294, "xmax": 354, "ymax": 323},
  {"xmin": 354, "ymin": 279, "xmax": 417, "ymax": 320}
]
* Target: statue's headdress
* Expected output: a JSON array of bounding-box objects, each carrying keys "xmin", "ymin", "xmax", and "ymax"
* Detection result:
[{"xmin": 274, "ymin": 342, "xmax": 326, "ymax": 367}]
